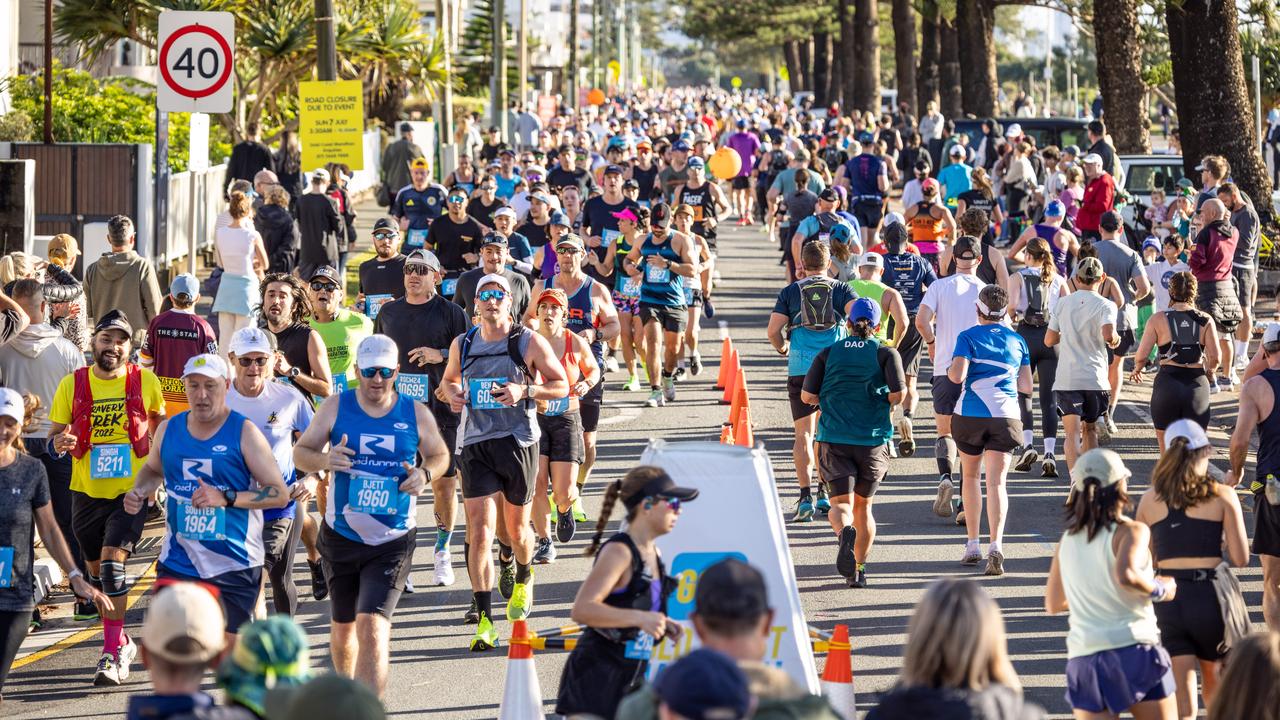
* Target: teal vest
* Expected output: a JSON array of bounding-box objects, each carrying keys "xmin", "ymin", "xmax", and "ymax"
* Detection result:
[{"xmin": 816, "ymin": 336, "xmax": 893, "ymax": 446}]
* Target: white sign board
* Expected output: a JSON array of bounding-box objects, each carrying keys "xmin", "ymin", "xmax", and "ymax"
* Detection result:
[
  {"xmin": 188, "ymin": 112, "xmax": 210, "ymax": 172},
  {"xmin": 639, "ymin": 440, "xmax": 820, "ymax": 692},
  {"xmin": 157, "ymin": 11, "xmax": 235, "ymax": 114}
]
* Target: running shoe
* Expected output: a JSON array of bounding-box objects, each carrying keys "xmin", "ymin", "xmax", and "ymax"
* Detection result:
[
  {"xmin": 961, "ymin": 546, "xmax": 983, "ymax": 565},
  {"xmin": 533, "ymin": 537, "xmax": 556, "ymax": 564},
  {"xmin": 308, "ymin": 559, "xmax": 329, "ymax": 601},
  {"xmin": 672, "ymin": 366, "xmax": 687, "ymax": 383},
  {"xmin": 604, "ymin": 355, "xmax": 620, "ymax": 373},
  {"xmin": 1013, "ymin": 445, "xmax": 1039, "ymax": 472},
  {"xmin": 1041, "ymin": 453, "xmax": 1058, "ymax": 478},
  {"xmin": 703, "ymin": 297, "xmax": 716, "ymax": 318},
  {"xmin": 848, "ymin": 566, "xmax": 867, "ymax": 589},
  {"xmin": 403, "ymin": 577, "xmax": 416, "ymax": 594},
  {"xmin": 663, "ymin": 377, "xmax": 677, "ymax": 403},
  {"xmin": 464, "ymin": 597, "xmax": 480, "ymax": 624},
  {"xmin": 1096, "ymin": 415, "xmax": 1113, "ymax": 445},
  {"xmin": 498, "ymin": 557, "xmax": 516, "ymax": 599},
  {"xmin": 556, "ymin": 507, "xmax": 577, "ymax": 543},
  {"xmin": 470, "ymin": 614, "xmax": 499, "ymax": 651},
  {"xmin": 74, "ymin": 600, "xmax": 100, "ymax": 622},
  {"xmin": 93, "ymin": 652, "xmax": 121, "ymax": 686},
  {"xmin": 815, "ymin": 485, "xmax": 831, "ymax": 514},
  {"xmin": 115, "ymin": 635, "xmax": 136, "ymax": 681},
  {"xmin": 432, "ymin": 550, "xmax": 455, "ymax": 586},
  {"xmin": 897, "ymin": 419, "xmax": 915, "ymax": 457},
  {"xmin": 622, "ymin": 374, "xmax": 643, "ymax": 392},
  {"xmin": 956, "ymin": 509, "xmax": 966, "ymax": 526},
  {"xmin": 29, "ymin": 608, "xmax": 41, "ymax": 631},
  {"xmin": 836, "ymin": 526, "xmax": 857, "ymax": 579},
  {"xmin": 645, "ymin": 388, "xmax": 664, "ymax": 407},
  {"xmin": 933, "ymin": 476, "xmax": 954, "ymax": 517},
  {"xmin": 792, "ymin": 496, "xmax": 814, "ymax": 522},
  {"xmin": 690, "ymin": 352, "xmax": 703, "ymax": 376},
  {"xmin": 571, "ymin": 496, "xmax": 589, "ymax": 522},
  {"xmin": 507, "ymin": 575, "xmax": 534, "ymax": 621},
  {"xmin": 985, "ymin": 550, "xmax": 1005, "ymax": 576}
]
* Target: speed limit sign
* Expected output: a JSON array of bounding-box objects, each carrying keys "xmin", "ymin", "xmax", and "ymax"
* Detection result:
[{"xmin": 157, "ymin": 11, "xmax": 235, "ymax": 113}]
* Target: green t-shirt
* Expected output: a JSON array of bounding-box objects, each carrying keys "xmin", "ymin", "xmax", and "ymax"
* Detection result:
[
  {"xmin": 847, "ymin": 279, "xmax": 889, "ymax": 342},
  {"xmin": 310, "ymin": 309, "xmax": 374, "ymax": 392}
]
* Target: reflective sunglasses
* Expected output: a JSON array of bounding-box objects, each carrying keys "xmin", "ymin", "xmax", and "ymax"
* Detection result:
[
  {"xmin": 372, "ymin": 231, "xmax": 398, "ymax": 241},
  {"xmin": 404, "ymin": 264, "xmax": 434, "ymax": 276},
  {"xmin": 478, "ymin": 289, "xmax": 508, "ymax": 302},
  {"xmin": 310, "ymin": 281, "xmax": 338, "ymax": 292},
  {"xmin": 236, "ymin": 357, "xmax": 270, "ymax": 367},
  {"xmin": 556, "ymin": 246, "xmax": 582, "ymax": 255},
  {"xmin": 647, "ymin": 496, "xmax": 682, "ymax": 512},
  {"xmin": 447, "ymin": 195, "xmax": 467, "ymax": 204},
  {"xmin": 359, "ymin": 367, "xmax": 395, "ymax": 379}
]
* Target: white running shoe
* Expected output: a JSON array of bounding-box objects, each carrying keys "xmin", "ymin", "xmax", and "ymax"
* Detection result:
[
  {"xmin": 116, "ymin": 635, "xmax": 137, "ymax": 681},
  {"xmin": 433, "ymin": 550, "xmax": 456, "ymax": 586},
  {"xmin": 604, "ymin": 356, "xmax": 620, "ymax": 373},
  {"xmin": 93, "ymin": 653, "xmax": 120, "ymax": 686}
]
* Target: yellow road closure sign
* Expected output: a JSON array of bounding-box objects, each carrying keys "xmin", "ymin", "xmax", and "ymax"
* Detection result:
[{"xmin": 299, "ymin": 79, "xmax": 365, "ymax": 171}]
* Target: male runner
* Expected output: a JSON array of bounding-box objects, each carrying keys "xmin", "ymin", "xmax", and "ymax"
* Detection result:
[
  {"xmin": 838, "ymin": 136, "xmax": 890, "ymax": 248},
  {"xmin": 260, "ymin": 274, "xmax": 332, "ymax": 405},
  {"xmin": 426, "ymin": 188, "xmax": 486, "ymax": 299},
  {"xmin": 880, "ymin": 222, "xmax": 937, "ymax": 456},
  {"xmin": 357, "ymin": 218, "xmax": 407, "ymax": 320},
  {"xmin": 49, "ymin": 310, "xmax": 165, "ymax": 685},
  {"xmin": 455, "ymin": 233, "xmax": 532, "ymax": 320},
  {"xmin": 309, "ymin": 265, "xmax": 374, "ymax": 394},
  {"xmin": 294, "ymin": 334, "xmax": 451, "ymax": 694},
  {"xmin": 583, "ymin": 163, "xmax": 642, "ymax": 298},
  {"xmin": 391, "ymin": 157, "xmax": 448, "ymax": 252},
  {"xmin": 123, "ymin": 354, "xmax": 287, "ymax": 636},
  {"xmin": 1091, "ymin": 211, "xmax": 1151, "ymax": 441},
  {"xmin": 138, "ymin": 274, "xmax": 217, "ymax": 416},
  {"xmin": 441, "ymin": 275, "xmax": 568, "ymax": 650},
  {"xmin": 674, "ymin": 156, "xmax": 729, "ymax": 254}
]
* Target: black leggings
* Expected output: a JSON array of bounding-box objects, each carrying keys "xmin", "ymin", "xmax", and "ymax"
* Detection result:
[
  {"xmin": 1019, "ymin": 324, "xmax": 1059, "ymax": 443},
  {"xmin": 0, "ymin": 609, "xmax": 29, "ymax": 694},
  {"xmin": 1150, "ymin": 365, "xmax": 1211, "ymax": 431}
]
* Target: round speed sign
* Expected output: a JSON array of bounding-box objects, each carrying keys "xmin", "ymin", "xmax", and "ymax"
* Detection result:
[{"xmin": 159, "ymin": 24, "xmax": 234, "ymax": 99}]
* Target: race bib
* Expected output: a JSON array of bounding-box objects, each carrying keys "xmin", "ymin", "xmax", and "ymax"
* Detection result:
[
  {"xmin": 624, "ymin": 633, "xmax": 654, "ymax": 660},
  {"xmin": 469, "ymin": 377, "xmax": 509, "ymax": 409},
  {"xmin": 644, "ymin": 262, "xmax": 670, "ymax": 284},
  {"xmin": 365, "ymin": 294, "xmax": 394, "ymax": 318},
  {"xmin": 347, "ymin": 474, "xmax": 400, "ymax": 516},
  {"xmin": 332, "ymin": 374, "xmax": 349, "ymax": 394},
  {"xmin": 397, "ymin": 373, "xmax": 431, "ymax": 402},
  {"xmin": 602, "ymin": 228, "xmax": 622, "ymax": 246},
  {"xmin": 622, "ymin": 278, "xmax": 642, "ymax": 298},
  {"xmin": 0, "ymin": 546, "xmax": 12, "ymax": 588},
  {"xmin": 818, "ymin": 232, "xmax": 831, "ymax": 245},
  {"xmin": 442, "ymin": 278, "xmax": 458, "ymax": 298},
  {"xmin": 176, "ymin": 501, "xmax": 226, "ymax": 542},
  {"xmin": 683, "ymin": 283, "xmax": 695, "ymax": 306},
  {"xmin": 544, "ymin": 397, "xmax": 570, "ymax": 417},
  {"xmin": 90, "ymin": 444, "xmax": 131, "ymax": 480},
  {"xmin": 406, "ymin": 228, "xmax": 428, "ymax": 249}
]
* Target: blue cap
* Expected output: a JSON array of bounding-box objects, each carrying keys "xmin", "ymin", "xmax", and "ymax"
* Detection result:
[
  {"xmin": 687, "ymin": 156, "xmax": 706, "ymax": 169},
  {"xmin": 1141, "ymin": 236, "xmax": 1162, "ymax": 253},
  {"xmin": 653, "ymin": 649, "xmax": 751, "ymax": 720},
  {"xmin": 1044, "ymin": 200, "xmax": 1065, "ymax": 217},
  {"xmin": 549, "ymin": 210, "xmax": 571, "ymax": 228},
  {"xmin": 857, "ymin": 131, "xmax": 875, "ymax": 144},
  {"xmin": 850, "ymin": 297, "xmax": 882, "ymax": 328},
  {"xmin": 170, "ymin": 273, "xmax": 200, "ymax": 300},
  {"xmin": 672, "ymin": 140, "xmax": 691, "ymax": 152}
]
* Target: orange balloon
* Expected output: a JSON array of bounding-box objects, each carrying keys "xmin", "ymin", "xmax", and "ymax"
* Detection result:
[
  {"xmin": 587, "ymin": 88, "xmax": 606, "ymax": 106},
  {"xmin": 708, "ymin": 146, "xmax": 743, "ymax": 180}
]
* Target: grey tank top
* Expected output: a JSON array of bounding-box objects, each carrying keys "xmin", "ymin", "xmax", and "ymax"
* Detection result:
[{"xmin": 461, "ymin": 327, "xmax": 539, "ymax": 448}]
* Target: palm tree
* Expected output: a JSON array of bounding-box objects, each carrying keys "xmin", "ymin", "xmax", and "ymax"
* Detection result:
[{"xmin": 351, "ymin": 0, "xmax": 452, "ymax": 127}]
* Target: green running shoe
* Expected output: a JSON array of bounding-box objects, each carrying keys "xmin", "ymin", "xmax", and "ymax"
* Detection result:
[
  {"xmin": 498, "ymin": 558, "xmax": 516, "ymax": 599},
  {"xmin": 622, "ymin": 374, "xmax": 643, "ymax": 392},
  {"xmin": 470, "ymin": 614, "xmax": 499, "ymax": 651},
  {"xmin": 507, "ymin": 575, "xmax": 534, "ymax": 621}
]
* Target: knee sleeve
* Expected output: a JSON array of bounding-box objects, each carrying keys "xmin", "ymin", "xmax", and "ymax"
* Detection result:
[
  {"xmin": 935, "ymin": 435, "xmax": 957, "ymax": 476},
  {"xmin": 1019, "ymin": 392, "xmax": 1034, "ymax": 430},
  {"xmin": 100, "ymin": 560, "xmax": 129, "ymax": 597}
]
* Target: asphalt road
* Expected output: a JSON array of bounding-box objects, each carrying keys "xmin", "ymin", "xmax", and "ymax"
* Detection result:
[{"xmin": 4, "ymin": 211, "xmax": 1268, "ymax": 719}]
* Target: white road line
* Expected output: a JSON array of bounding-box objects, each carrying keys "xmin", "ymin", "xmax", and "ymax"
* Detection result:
[{"xmin": 598, "ymin": 406, "xmax": 643, "ymax": 426}]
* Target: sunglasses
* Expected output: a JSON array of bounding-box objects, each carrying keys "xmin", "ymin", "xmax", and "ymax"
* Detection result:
[
  {"xmin": 310, "ymin": 281, "xmax": 338, "ymax": 292},
  {"xmin": 404, "ymin": 265, "xmax": 434, "ymax": 276},
  {"xmin": 237, "ymin": 357, "xmax": 270, "ymax": 367},
  {"xmin": 373, "ymin": 231, "xmax": 398, "ymax": 240},
  {"xmin": 448, "ymin": 196, "xmax": 467, "ymax": 204},
  {"xmin": 478, "ymin": 289, "xmax": 507, "ymax": 302},
  {"xmin": 359, "ymin": 367, "xmax": 395, "ymax": 379},
  {"xmin": 556, "ymin": 246, "xmax": 582, "ymax": 255},
  {"xmin": 647, "ymin": 496, "xmax": 682, "ymax": 512}
]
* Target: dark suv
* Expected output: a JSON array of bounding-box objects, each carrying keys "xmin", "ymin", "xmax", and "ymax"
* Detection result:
[{"xmin": 950, "ymin": 117, "xmax": 1091, "ymax": 152}]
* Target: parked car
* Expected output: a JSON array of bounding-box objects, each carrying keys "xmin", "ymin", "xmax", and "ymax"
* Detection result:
[
  {"xmin": 1118, "ymin": 154, "xmax": 1186, "ymax": 239},
  {"xmin": 951, "ymin": 117, "xmax": 1091, "ymax": 155}
]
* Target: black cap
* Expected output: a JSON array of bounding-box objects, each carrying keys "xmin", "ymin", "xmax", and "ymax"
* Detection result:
[
  {"xmin": 1099, "ymin": 210, "xmax": 1123, "ymax": 232},
  {"xmin": 94, "ymin": 309, "xmax": 133, "ymax": 338},
  {"xmin": 398, "ymin": 122, "xmax": 413, "ymax": 133},
  {"xmin": 953, "ymin": 235, "xmax": 981, "ymax": 261},
  {"xmin": 694, "ymin": 558, "xmax": 769, "ymax": 622},
  {"xmin": 621, "ymin": 468, "xmax": 699, "ymax": 511},
  {"xmin": 622, "ymin": 178, "xmax": 639, "ymax": 189},
  {"xmin": 309, "ymin": 265, "xmax": 342, "ymax": 286},
  {"xmin": 650, "ymin": 202, "xmax": 673, "ymax": 228},
  {"xmin": 818, "ymin": 188, "xmax": 839, "ymax": 202},
  {"xmin": 482, "ymin": 232, "xmax": 508, "ymax": 248},
  {"xmin": 604, "ymin": 164, "xmax": 624, "ymax": 176},
  {"xmin": 372, "ymin": 217, "xmax": 398, "ymax": 234}
]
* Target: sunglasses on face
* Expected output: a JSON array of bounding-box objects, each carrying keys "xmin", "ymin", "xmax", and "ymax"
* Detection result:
[
  {"xmin": 647, "ymin": 496, "xmax": 682, "ymax": 512},
  {"xmin": 237, "ymin": 357, "xmax": 270, "ymax": 367},
  {"xmin": 310, "ymin": 281, "xmax": 338, "ymax": 292},
  {"xmin": 360, "ymin": 367, "xmax": 395, "ymax": 379},
  {"xmin": 478, "ymin": 289, "xmax": 507, "ymax": 302},
  {"xmin": 448, "ymin": 196, "xmax": 467, "ymax": 204},
  {"xmin": 373, "ymin": 231, "xmax": 398, "ymax": 241},
  {"xmin": 404, "ymin": 265, "xmax": 434, "ymax": 276},
  {"xmin": 556, "ymin": 246, "xmax": 581, "ymax": 255}
]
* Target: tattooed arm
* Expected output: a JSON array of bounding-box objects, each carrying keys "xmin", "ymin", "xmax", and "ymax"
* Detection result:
[{"xmin": 234, "ymin": 419, "xmax": 290, "ymax": 509}]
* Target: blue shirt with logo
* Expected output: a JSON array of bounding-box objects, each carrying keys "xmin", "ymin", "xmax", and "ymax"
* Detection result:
[
  {"xmin": 326, "ymin": 391, "xmax": 420, "ymax": 545},
  {"xmin": 953, "ymin": 324, "xmax": 1030, "ymax": 420}
]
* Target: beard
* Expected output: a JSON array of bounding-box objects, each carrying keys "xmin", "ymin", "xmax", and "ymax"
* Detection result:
[{"xmin": 94, "ymin": 349, "xmax": 124, "ymax": 371}]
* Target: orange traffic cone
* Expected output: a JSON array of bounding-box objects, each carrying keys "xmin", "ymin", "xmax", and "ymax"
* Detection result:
[
  {"xmin": 820, "ymin": 624, "xmax": 856, "ymax": 720},
  {"xmin": 498, "ymin": 620, "xmax": 545, "ymax": 720},
  {"xmin": 719, "ymin": 349, "xmax": 740, "ymax": 405},
  {"xmin": 715, "ymin": 337, "xmax": 734, "ymax": 390},
  {"xmin": 728, "ymin": 368, "xmax": 746, "ymax": 425},
  {"xmin": 732, "ymin": 377, "xmax": 753, "ymax": 447},
  {"xmin": 719, "ymin": 422, "xmax": 735, "ymax": 445}
]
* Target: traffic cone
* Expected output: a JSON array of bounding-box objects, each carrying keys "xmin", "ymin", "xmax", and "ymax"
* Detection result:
[
  {"xmin": 728, "ymin": 368, "xmax": 746, "ymax": 425},
  {"xmin": 719, "ymin": 422, "xmax": 735, "ymax": 445},
  {"xmin": 715, "ymin": 337, "xmax": 734, "ymax": 390},
  {"xmin": 732, "ymin": 376, "xmax": 753, "ymax": 447},
  {"xmin": 719, "ymin": 348, "xmax": 740, "ymax": 404},
  {"xmin": 820, "ymin": 624, "xmax": 856, "ymax": 720},
  {"xmin": 498, "ymin": 620, "xmax": 545, "ymax": 720}
]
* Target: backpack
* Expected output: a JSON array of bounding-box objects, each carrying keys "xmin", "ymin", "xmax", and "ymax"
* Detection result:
[
  {"xmin": 459, "ymin": 325, "xmax": 533, "ymax": 407},
  {"xmin": 798, "ymin": 277, "xmax": 839, "ymax": 331}
]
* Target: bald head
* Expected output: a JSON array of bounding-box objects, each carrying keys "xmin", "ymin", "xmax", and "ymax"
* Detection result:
[{"xmin": 1200, "ymin": 198, "xmax": 1226, "ymax": 223}]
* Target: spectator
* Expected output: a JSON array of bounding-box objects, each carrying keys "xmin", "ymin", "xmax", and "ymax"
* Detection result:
[
  {"xmin": 1207, "ymin": 631, "xmax": 1280, "ymax": 719},
  {"xmin": 273, "ymin": 130, "xmax": 304, "ymax": 200},
  {"xmin": 652, "ymin": 649, "xmax": 753, "ymax": 720},
  {"xmin": 44, "ymin": 233, "xmax": 88, "ymax": 351},
  {"xmin": 216, "ymin": 616, "xmax": 311, "ymax": 718},
  {"xmin": 1194, "ymin": 155, "xmax": 1230, "ymax": 212},
  {"xmin": 265, "ymin": 673, "xmax": 386, "ymax": 720},
  {"xmin": 869, "ymin": 578, "xmax": 1044, "ymax": 719},
  {"xmin": 379, "ymin": 122, "xmax": 424, "ymax": 207},
  {"xmin": 84, "ymin": 215, "xmax": 163, "ymax": 346},
  {"xmin": 295, "ymin": 169, "xmax": 343, "ymax": 280},
  {"xmin": 1189, "ymin": 198, "xmax": 1243, "ymax": 386},
  {"xmin": 226, "ymin": 122, "xmax": 275, "ymax": 188},
  {"xmin": 251, "ymin": 169, "xmax": 278, "ymax": 212},
  {"xmin": 1059, "ymin": 165, "xmax": 1085, "ymax": 228},
  {"xmin": 138, "ymin": 274, "xmax": 218, "ymax": 416},
  {"xmin": 1086, "ymin": 119, "xmax": 1120, "ymax": 182},
  {"xmin": 257, "ymin": 186, "xmax": 300, "ymax": 274},
  {"xmin": 1074, "ymin": 154, "xmax": 1115, "ymax": 242}
]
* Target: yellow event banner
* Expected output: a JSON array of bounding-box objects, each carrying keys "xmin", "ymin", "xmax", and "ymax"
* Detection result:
[{"xmin": 299, "ymin": 79, "xmax": 365, "ymax": 171}]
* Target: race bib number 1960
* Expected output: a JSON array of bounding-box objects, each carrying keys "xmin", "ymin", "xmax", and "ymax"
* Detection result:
[
  {"xmin": 91, "ymin": 444, "xmax": 131, "ymax": 480},
  {"xmin": 348, "ymin": 474, "xmax": 400, "ymax": 515}
]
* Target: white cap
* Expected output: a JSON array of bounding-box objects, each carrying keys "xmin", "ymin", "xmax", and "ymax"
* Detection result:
[
  {"xmin": 476, "ymin": 273, "xmax": 512, "ymax": 294},
  {"xmin": 493, "ymin": 207, "xmax": 518, "ymax": 221},
  {"xmin": 948, "ymin": 144, "xmax": 966, "ymax": 157},
  {"xmin": 142, "ymin": 582, "xmax": 226, "ymax": 664},
  {"xmin": 1071, "ymin": 448, "xmax": 1131, "ymax": 491},
  {"xmin": 883, "ymin": 211, "xmax": 905, "ymax": 228},
  {"xmin": 311, "ymin": 167, "xmax": 330, "ymax": 183},
  {"xmin": 0, "ymin": 388, "xmax": 23, "ymax": 425},
  {"xmin": 1081, "ymin": 153, "xmax": 1104, "ymax": 166},
  {"xmin": 1263, "ymin": 322, "xmax": 1280, "ymax": 346},
  {"xmin": 858, "ymin": 252, "xmax": 884, "ymax": 268},
  {"xmin": 228, "ymin": 326, "xmax": 274, "ymax": 357},
  {"xmin": 356, "ymin": 334, "xmax": 399, "ymax": 370},
  {"xmin": 1004, "ymin": 123, "xmax": 1022, "ymax": 138},
  {"xmin": 1165, "ymin": 419, "xmax": 1210, "ymax": 451},
  {"xmin": 182, "ymin": 353, "xmax": 228, "ymax": 380}
]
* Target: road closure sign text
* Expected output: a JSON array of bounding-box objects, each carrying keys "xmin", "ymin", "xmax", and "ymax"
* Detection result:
[{"xmin": 299, "ymin": 80, "xmax": 365, "ymax": 171}]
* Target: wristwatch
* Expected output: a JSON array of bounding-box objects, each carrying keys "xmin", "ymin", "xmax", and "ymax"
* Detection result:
[
  {"xmin": 222, "ymin": 488, "xmax": 238, "ymax": 507},
  {"xmin": 287, "ymin": 367, "xmax": 301, "ymax": 379}
]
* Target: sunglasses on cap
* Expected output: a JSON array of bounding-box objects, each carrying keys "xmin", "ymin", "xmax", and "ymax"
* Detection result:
[
  {"xmin": 478, "ymin": 289, "xmax": 508, "ymax": 302},
  {"xmin": 237, "ymin": 357, "xmax": 270, "ymax": 367},
  {"xmin": 404, "ymin": 264, "xmax": 434, "ymax": 276},
  {"xmin": 310, "ymin": 281, "xmax": 338, "ymax": 292},
  {"xmin": 359, "ymin": 367, "xmax": 395, "ymax": 379}
]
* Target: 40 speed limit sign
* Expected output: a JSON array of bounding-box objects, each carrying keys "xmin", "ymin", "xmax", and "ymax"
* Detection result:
[{"xmin": 157, "ymin": 11, "xmax": 235, "ymax": 113}]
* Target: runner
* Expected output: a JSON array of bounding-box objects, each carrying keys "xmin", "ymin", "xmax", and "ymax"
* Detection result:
[
  {"xmin": 584, "ymin": 164, "xmax": 642, "ymax": 296},
  {"xmin": 946, "ymin": 284, "xmax": 1032, "ymax": 575},
  {"xmin": 768, "ymin": 242, "xmax": 858, "ymax": 521},
  {"xmin": 879, "ymin": 222, "xmax": 936, "ymax": 456},
  {"xmin": 1006, "ymin": 238, "xmax": 1069, "ymax": 477},
  {"xmin": 224, "ymin": 328, "xmax": 316, "ymax": 617},
  {"xmin": 1045, "ymin": 257, "xmax": 1119, "ymax": 474},
  {"xmin": 48, "ymin": 310, "xmax": 166, "ymax": 686},
  {"xmin": 138, "ymin": 274, "xmax": 218, "ymax": 417},
  {"xmin": 1091, "ymin": 211, "xmax": 1152, "ymax": 441},
  {"xmin": 671, "ymin": 204, "xmax": 713, "ymax": 378},
  {"xmin": 123, "ymin": 353, "xmax": 288, "ymax": 639},
  {"xmin": 1007, "ymin": 200, "xmax": 1078, "ymax": 276},
  {"xmin": 259, "ymin": 274, "xmax": 332, "ymax": 405},
  {"xmin": 623, "ymin": 204, "xmax": 699, "ymax": 408},
  {"xmin": 916, "ymin": 236, "xmax": 985, "ymax": 520},
  {"xmin": 454, "ymin": 233, "xmax": 532, "ymax": 321},
  {"xmin": 790, "ymin": 188, "xmax": 860, "ymax": 273},
  {"xmin": 373, "ymin": 250, "xmax": 468, "ymax": 590},
  {"xmin": 903, "ymin": 179, "xmax": 956, "ymax": 272},
  {"xmin": 490, "ymin": 207, "xmax": 535, "ymax": 278},
  {"xmin": 526, "ymin": 288, "xmax": 599, "ymax": 563},
  {"xmin": 1128, "ymin": 272, "xmax": 1218, "ymax": 448},
  {"xmin": 425, "ymin": 188, "xmax": 485, "ymax": 300},
  {"xmin": 356, "ymin": 218, "xmax": 407, "ymax": 320},
  {"xmin": 309, "ymin": 265, "xmax": 374, "ymax": 395},
  {"xmin": 603, "ymin": 207, "xmax": 649, "ymax": 392},
  {"xmin": 847, "ymin": 253, "xmax": 908, "ymax": 349},
  {"xmin": 391, "ymin": 158, "xmax": 448, "ymax": 253},
  {"xmin": 943, "ymin": 208, "xmax": 1009, "ymax": 289},
  {"xmin": 801, "ymin": 298, "xmax": 904, "ymax": 587},
  {"xmin": 838, "ymin": 137, "xmax": 889, "ymax": 248},
  {"xmin": 440, "ymin": 274, "xmax": 568, "ymax": 650}
]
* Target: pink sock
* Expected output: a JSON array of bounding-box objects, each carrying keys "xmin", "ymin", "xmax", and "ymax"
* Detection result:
[{"xmin": 102, "ymin": 619, "xmax": 124, "ymax": 655}]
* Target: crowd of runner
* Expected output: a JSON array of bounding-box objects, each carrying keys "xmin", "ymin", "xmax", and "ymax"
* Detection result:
[{"xmin": 0, "ymin": 87, "xmax": 1278, "ymax": 719}]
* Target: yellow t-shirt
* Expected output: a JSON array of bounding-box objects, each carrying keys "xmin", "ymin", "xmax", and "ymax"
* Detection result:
[{"xmin": 50, "ymin": 368, "xmax": 166, "ymax": 499}]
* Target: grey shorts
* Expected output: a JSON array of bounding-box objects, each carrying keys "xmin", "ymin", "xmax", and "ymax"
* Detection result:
[{"xmin": 931, "ymin": 375, "xmax": 963, "ymax": 416}]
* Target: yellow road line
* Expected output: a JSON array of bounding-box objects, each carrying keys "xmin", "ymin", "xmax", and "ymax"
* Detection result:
[{"xmin": 13, "ymin": 560, "xmax": 158, "ymax": 670}]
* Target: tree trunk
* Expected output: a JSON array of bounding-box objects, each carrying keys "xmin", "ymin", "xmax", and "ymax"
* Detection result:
[
  {"xmin": 837, "ymin": 0, "xmax": 856, "ymax": 109},
  {"xmin": 955, "ymin": 0, "xmax": 997, "ymax": 117},
  {"xmin": 939, "ymin": 18, "xmax": 963, "ymax": 119},
  {"xmin": 1092, "ymin": 0, "xmax": 1149, "ymax": 152},
  {"xmin": 1167, "ymin": 0, "xmax": 1273, "ymax": 210},
  {"xmin": 813, "ymin": 31, "xmax": 832, "ymax": 107},
  {"xmin": 784, "ymin": 40, "xmax": 804, "ymax": 95},
  {"xmin": 832, "ymin": 49, "xmax": 845, "ymax": 105},
  {"xmin": 852, "ymin": 0, "xmax": 879, "ymax": 111},
  {"xmin": 891, "ymin": 0, "xmax": 917, "ymax": 117},
  {"xmin": 798, "ymin": 36, "xmax": 812, "ymax": 91},
  {"xmin": 916, "ymin": 0, "xmax": 940, "ymax": 113}
]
